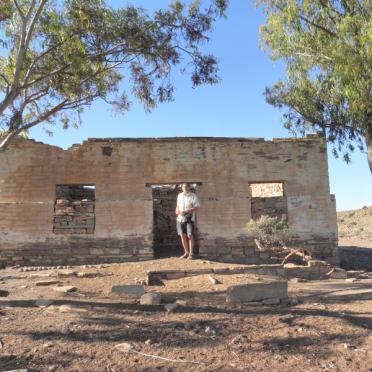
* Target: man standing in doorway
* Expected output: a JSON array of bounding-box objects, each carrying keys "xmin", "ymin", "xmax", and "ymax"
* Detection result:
[{"xmin": 175, "ymin": 183, "xmax": 200, "ymax": 259}]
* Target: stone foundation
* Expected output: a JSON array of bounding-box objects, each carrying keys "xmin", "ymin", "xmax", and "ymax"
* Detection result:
[
  {"xmin": 339, "ymin": 246, "xmax": 372, "ymax": 271},
  {"xmin": 0, "ymin": 237, "xmax": 153, "ymax": 266},
  {"xmin": 146, "ymin": 261, "xmax": 332, "ymax": 285}
]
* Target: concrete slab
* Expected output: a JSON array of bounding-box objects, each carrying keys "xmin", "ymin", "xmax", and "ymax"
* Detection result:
[{"xmin": 226, "ymin": 279, "xmax": 288, "ymax": 303}]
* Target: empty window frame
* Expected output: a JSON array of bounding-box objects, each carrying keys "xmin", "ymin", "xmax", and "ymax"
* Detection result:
[
  {"xmin": 249, "ymin": 182, "xmax": 288, "ymax": 220},
  {"xmin": 53, "ymin": 185, "xmax": 95, "ymax": 234}
]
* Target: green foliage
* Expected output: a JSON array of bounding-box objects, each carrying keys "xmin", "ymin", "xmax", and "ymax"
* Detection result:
[
  {"xmin": 0, "ymin": 0, "xmax": 228, "ymax": 147},
  {"xmin": 257, "ymin": 0, "xmax": 372, "ymax": 170},
  {"xmin": 0, "ymin": 129, "xmax": 28, "ymax": 139},
  {"xmin": 246, "ymin": 215, "xmax": 292, "ymax": 249}
]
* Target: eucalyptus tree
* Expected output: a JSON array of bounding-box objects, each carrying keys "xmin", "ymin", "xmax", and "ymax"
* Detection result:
[
  {"xmin": 258, "ymin": 0, "xmax": 372, "ymax": 172},
  {"xmin": 0, "ymin": 0, "xmax": 227, "ymax": 148}
]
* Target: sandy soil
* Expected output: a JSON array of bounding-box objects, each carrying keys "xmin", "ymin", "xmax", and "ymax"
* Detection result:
[
  {"xmin": 1, "ymin": 258, "xmax": 371, "ymax": 372},
  {"xmin": 339, "ymin": 237, "xmax": 372, "ymax": 249}
]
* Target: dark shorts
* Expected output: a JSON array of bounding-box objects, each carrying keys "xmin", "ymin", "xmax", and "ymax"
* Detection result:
[{"xmin": 177, "ymin": 221, "xmax": 194, "ymax": 236}]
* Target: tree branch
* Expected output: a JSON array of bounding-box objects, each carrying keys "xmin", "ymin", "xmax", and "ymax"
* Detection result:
[
  {"xmin": 23, "ymin": 39, "xmax": 69, "ymax": 85},
  {"xmin": 13, "ymin": 0, "xmax": 25, "ymax": 19},
  {"xmin": 275, "ymin": 4, "xmax": 337, "ymax": 37},
  {"xmin": 0, "ymin": 72, "xmax": 10, "ymax": 88},
  {"xmin": 0, "ymin": 0, "xmax": 47, "ymax": 117},
  {"xmin": 21, "ymin": 62, "xmax": 72, "ymax": 89}
]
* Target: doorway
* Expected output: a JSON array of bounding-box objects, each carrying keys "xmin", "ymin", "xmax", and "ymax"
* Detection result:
[{"xmin": 150, "ymin": 183, "xmax": 200, "ymax": 258}]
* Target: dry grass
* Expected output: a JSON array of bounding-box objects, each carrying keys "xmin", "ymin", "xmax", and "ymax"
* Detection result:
[{"xmin": 337, "ymin": 205, "xmax": 372, "ymax": 240}]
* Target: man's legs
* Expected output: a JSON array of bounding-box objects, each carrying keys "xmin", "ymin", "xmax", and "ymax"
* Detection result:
[
  {"xmin": 186, "ymin": 222, "xmax": 195, "ymax": 259},
  {"xmin": 180, "ymin": 234, "xmax": 189, "ymax": 257},
  {"xmin": 177, "ymin": 222, "xmax": 189, "ymax": 258},
  {"xmin": 187, "ymin": 234, "xmax": 194, "ymax": 258}
]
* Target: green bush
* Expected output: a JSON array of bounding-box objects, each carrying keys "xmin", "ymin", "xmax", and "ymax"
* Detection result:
[{"xmin": 246, "ymin": 216, "xmax": 292, "ymax": 250}]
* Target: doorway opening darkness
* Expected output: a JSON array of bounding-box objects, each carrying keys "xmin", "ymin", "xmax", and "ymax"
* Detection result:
[{"xmin": 150, "ymin": 183, "xmax": 200, "ymax": 258}]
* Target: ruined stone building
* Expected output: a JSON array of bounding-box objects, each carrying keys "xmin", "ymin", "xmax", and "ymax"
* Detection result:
[{"xmin": 0, "ymin": 135, "xmax": 338, "ymax": 266}]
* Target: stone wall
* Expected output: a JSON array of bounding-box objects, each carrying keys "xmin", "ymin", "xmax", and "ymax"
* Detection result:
[
  {"xmin": 0, "ymin": 135, "xmax": 338, "ymax": 265},
  {"xmin": 339, "ymin": 246, "xmax": 372, "ymax": 271}
]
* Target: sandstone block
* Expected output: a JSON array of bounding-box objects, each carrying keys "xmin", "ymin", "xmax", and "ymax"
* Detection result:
[
  {"xmin": 35, "ymin": 280, "xmax": 60, "ymax": 286},
  {"xmin": 111, "ymin": 285, "xmax": 145, "ymax": 297},
  {"xmin": 76, "ymin": 272, "xmax": 100, "ymax": 278},
  {"xmin": 140, "ymin": 293, "xmax": 162, "ymax": 305},
  {"xmin": 53, "ymin": 286, "xmax": 77, "ymax": 293},
  {"xmin": 57, "ymin": 270, "xmax": 76, "ymax": 277},
  {"xmin": 226, "ymin": 279, "xmax": 287, "ymax": 303},
  {"xmin": 208, "ymin": 275, "xmax": 221, "ymax": 285}
]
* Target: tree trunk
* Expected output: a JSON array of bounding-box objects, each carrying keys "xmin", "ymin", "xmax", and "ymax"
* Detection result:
[
  {"xmin": 366, "ymin": 128, "xmax": 372, "ymax": 174},
  {"xmin": 0, "ymin": 130, "xmax": 19, "ymax": 150}
]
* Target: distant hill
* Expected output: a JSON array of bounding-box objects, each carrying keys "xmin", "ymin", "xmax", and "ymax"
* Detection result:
[{"xmin": 337, "ymin": 206, "xmax": 372, "ymax": 247}]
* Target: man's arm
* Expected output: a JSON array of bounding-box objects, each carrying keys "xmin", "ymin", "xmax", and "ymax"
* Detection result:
[{"xmin": 184, "ymin": 194, "xmax": 200, "ymax": 214}]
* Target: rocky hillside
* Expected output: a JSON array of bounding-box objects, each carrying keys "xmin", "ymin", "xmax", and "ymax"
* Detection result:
[{"xmin": 337, "ymin": 205, "xmax": 372, "ymax": 241}]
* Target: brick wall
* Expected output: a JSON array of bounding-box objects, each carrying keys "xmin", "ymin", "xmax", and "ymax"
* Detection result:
[{"xmin": 0, "ymin": 135, "xmax": 338, "ymax": 265}]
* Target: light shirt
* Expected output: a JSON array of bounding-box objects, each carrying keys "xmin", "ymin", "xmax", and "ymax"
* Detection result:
[{"xmin": 176, "ymin": 192, "xmax": 200, "ymax": 222}]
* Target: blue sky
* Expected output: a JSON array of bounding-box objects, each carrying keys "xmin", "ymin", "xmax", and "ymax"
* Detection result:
[{"xmin": 29, "ymin": 0, "xmax": 372, "ymax": 211}]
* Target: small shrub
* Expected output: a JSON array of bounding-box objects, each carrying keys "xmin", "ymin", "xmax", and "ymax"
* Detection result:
[
  {"xmin": 246, "ymin": 216, "xmax": 292, "ymax": 249},
  {"xmin": 247, "ymin": 216, "xmax": 311, "ymax": 265}
]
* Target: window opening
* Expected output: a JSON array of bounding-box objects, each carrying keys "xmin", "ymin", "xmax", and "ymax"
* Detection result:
[
  {"xmin": 53, "ymin": 185, "xmax": 95, "ymax": 234},
  {"xmin": 249, "ymin": 182, "xmax": 287, "ymax": 220}
]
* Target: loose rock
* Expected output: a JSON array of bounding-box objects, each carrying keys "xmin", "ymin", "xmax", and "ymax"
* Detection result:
[
  {"xmin": 34, "ymin": 299, "xmax": 54, "ymax": 307},
  {"xmin": 290, "ymin": 278, "xmax": 308, "ymax": 283},
  {"xmin": 0, "ymin": 289, "xmax": 9, "ymax": 297},
  {"xmin": 35, "ymin": 280, "xmax": 60, "ymax": 286},
  {"xmin": 345, "ymin": 278, "xmax": 360, "ymax": 283},
  {"xmin": 61, "ymin": 322, "xmax": 72, "ymax": 335},
  {"xmin": 208, "ymin": 275, "xmax": 221, "ymax": 285},
  {"xmin": 57, "ymin": 270, "xmax": 76, "ymax": 278},
  {"xmin": 164, "ymin": 303, "xmax": 179, "ymax": 313},
  {"xmin": 53, "ymin": 286, "xmax": 77, "ymax": 293},
  {"xmin": 140, "ymin": 293, "xmax": 162, "ymax": 305},
  {"xmin": 175, "ymin": 299, "xmax": 188, "ymax": 306},
  {"xmin": 76, "ymin": 272, "xmax": 100, "ymax": 278},
  {"xmin": 115, "ymin": 342, "xmax": 133, "ymax": 353}
]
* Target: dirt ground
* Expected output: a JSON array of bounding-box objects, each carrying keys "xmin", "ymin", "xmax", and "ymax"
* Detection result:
[{"xmin": 1, "ymin": 258, "xmax": 371, "ymax": 372}]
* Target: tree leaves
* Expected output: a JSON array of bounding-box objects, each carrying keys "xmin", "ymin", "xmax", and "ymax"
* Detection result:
[
  {"xmin": 0, "ymin": 0, "xmax": 228, "ymax": 148},
  {"xmin": 258, "ymin": 0, "xmax": 372, "ymax": 171}
]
